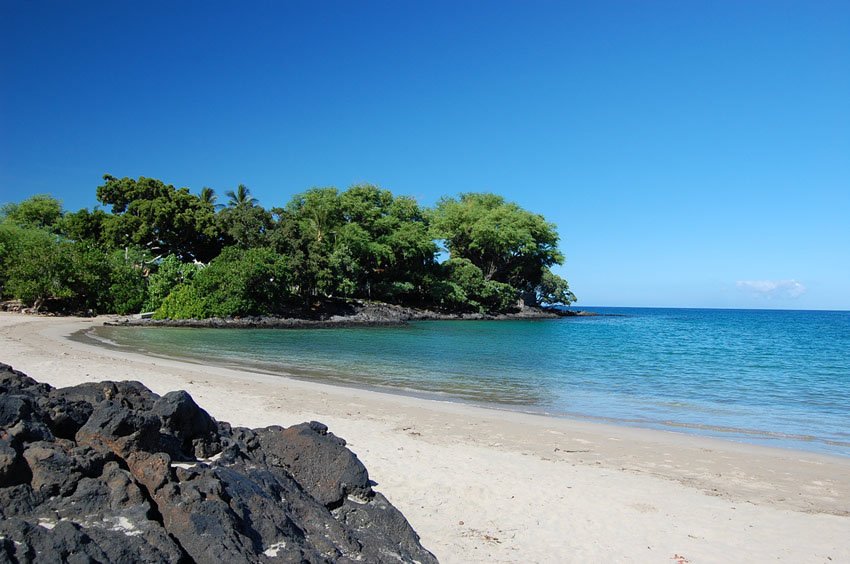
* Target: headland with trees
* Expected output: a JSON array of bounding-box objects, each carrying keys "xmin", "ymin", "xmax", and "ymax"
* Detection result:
[{"xmin": 0, "ymin": 175, "xmax": 576, "ymax": 320}]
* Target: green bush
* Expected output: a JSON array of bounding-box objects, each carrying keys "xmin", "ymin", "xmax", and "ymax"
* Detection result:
[
  {"xmin": 535, "ymin": 269, "xmax": 576, "ymax": 306},
  {"xmin": 154, "ymin": 247, "xmax": 293, "ymax": 319},
  {"xmin": 0, "ymin": 224, "xmax": 148, "ymax": 314},
  {"xmin": 106, "ymin": 250, "xmax": 148, "ymax": 315},
  {"xmin": 480, "ymin": 279, "xmax": 518, "ymax": 312},
  {"xmin": 0, "ymin": 225, "xmax": 16, "ymax": 291},
  {"xmin": 155, "ymin": 284, "xmax": 208, "ymax": 319},
  {"xmin": 428, "ymin": 258, "xmax": 517, "ymax": 313},
  {"xmin": 144, "ymin": 255, "xmax": 201, "ymax": 312},
  {"xmin": 1, "ymin": 226, "xmax": 71, "ymax": 310}
]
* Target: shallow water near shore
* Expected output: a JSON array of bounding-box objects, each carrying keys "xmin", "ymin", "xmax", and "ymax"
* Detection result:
[{"xmin": 91, "ymin": 307, "xmax": 850, "ymax": 457}]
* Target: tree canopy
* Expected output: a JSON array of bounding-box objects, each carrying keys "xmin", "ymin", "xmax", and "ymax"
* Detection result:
[
  {"xmin": 96, "ymin": 175, "xmax": 221, "ymax": 262},
  {"xmin": 0, "ymin": 176, "xmax": 576, "ymax": 316},
  {"xmin": 0, "ymin": 194, "xmax": 63, "ymax": 231},
  {"xmin": 224, "ymin": 184, "xmax": 259, "ymax": 208},
  {"xmin": 431, "ymin": 193, "xmax": 563, "ymax": 290}
]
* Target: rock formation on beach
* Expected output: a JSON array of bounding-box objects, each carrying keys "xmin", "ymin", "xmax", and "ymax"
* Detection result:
[
  {"xmin": 106, "ymin": 299, "xmax": 584, "ymax": 330},
  {"xmin": 0, "ymin": 363, "xmax": 437, "ymax": 563}
]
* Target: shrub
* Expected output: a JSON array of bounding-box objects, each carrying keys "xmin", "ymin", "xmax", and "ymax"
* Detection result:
[
  {"xmin": 107, "ymin": 250, "xmax": 148, "ymax": 315},
  {"xmin": 154, "ymin": 247, "xmax": 293, "ymax": 319},
  {"xmin": 144, "ymin": 255, "xmax": 201, "ymax": 312},
  {"xmin": 1, "ymin": 226, "xmax": 71, "ymax": 310},
  {"xmin": 155, "ymin": 284, "xmax": 208, "ymax": 319},
  {"xmin": 428, "ymin": 258, "xmax": 517, "ymax": 313}
]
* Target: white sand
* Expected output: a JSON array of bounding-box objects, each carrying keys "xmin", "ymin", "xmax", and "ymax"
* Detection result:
[{"xmin": 1, "ymin": 312, "xmax": 848, "ymax": 563}]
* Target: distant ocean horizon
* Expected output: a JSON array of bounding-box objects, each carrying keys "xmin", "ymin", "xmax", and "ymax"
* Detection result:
[
  {"xmin": 91, "ymin": 307, "xmax": 850, "ymax": 457},
  {"xmin": 573, "ymin": 305, "xmax": 849, "ymax": 313}
]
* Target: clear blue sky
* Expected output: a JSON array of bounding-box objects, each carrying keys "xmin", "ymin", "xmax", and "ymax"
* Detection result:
[{"xmin": 1, "ymin": 1, "xmax": 848, "ymax": 310}]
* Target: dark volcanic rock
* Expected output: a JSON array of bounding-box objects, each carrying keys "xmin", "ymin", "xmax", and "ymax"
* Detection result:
[
  {"xmin": 0, "ymin": 438, "xmax": 30, "ymax": 487},
  {"xmin": 256, "ymin": 421, "xmax": 371, "ymax": 507},
  {"xmin": 105, "ymin": 297, "xmax": 582, "ymax": 330},
  {"xmin": 0, "ymin": 363, "xmax": 437, "ymax": 563},
  {"xmin": 153, "ymin": 390, "xmax": 221, "ymax": 459}
]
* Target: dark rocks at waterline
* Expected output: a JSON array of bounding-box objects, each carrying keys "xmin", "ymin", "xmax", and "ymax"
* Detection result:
[
  {"xmin": 106, "ymin": 299, "xmax": 589, "ymax": 329},
  {"xmin": 0, "ymin": 363, "xmax": 438, "ymax": 563}
]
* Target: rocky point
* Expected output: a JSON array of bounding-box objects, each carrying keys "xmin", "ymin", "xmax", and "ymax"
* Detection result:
[{"xmin": 0, "ymin": 362, "xmax": 437, "ymax": 563}]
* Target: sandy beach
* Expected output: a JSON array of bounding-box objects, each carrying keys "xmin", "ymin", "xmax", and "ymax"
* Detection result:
[{"xmin": 1, "ymin": 312, "xmax": 848, "ymax": 563}]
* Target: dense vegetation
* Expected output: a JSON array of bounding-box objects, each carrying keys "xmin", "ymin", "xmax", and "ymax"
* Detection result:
[{"xmin": 0, "ymin": 175, "xmax": 576, "ymax": 318}]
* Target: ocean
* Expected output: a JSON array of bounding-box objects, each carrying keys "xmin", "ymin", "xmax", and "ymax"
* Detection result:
[{"xmin": 92, "ymin": 307, "xmax": 850, "ymax": 457}]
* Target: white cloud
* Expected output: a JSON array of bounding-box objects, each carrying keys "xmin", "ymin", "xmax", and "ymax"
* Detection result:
[{"xmin": 736, "ymin": 279, "xmax": 806, "ymax": 299}]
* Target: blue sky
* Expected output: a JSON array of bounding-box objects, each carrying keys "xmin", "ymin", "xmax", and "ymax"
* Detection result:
[{"xmin": 1, "ymin": 1, "xmax": 848, "ymax": 309}]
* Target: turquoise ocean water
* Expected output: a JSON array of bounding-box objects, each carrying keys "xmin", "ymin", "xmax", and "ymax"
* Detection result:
[{"xmin": 92, "ymin": 308, "xmax": 850, "ymax": 457}]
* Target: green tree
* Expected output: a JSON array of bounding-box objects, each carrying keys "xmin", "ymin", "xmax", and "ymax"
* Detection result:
[
  {"xmin": 271, "ymin": 187, "xmax": 343, "ymax": 301},
  {"xmin": 56, "ymin": 208, "xmax": 111, "ymax": 247},
  {"xmin": 429, "ymin": 258, "xmax": 517, "ymax": 313},
  {"xmin": 0, "ymin": 224, "xmax": 15, "ymax": 291},
  {"xmin": 224, "ymin": 184, "xmax": 258, "ymax": 208},
  {"xmin": 337, "ymin": 185, "xmax": 436, "ymax": 302},
  {"xmin": 105, "ymin": 249, "xmax": 148, "ymax": 315},
  {"xmin": 199, "ymin": 187, "xmax": 219, "ymax": 207},
  {"xmin": 1, "ymin": 226, "xmax": 70, "ymax": 310},
  {"xmin": 154, "ymin": 285, "xmax": 207, "ymax": 319},
  {"xmin": 215, "ymin": 183, "xmax": 272, "ymax": 249},
  {"xmin": 431, "ymin": 193, "xmax": 563, "ymax": 293},
  {"xmin": 1, "ymin": 180, "xmax": 575, "ymax": 316},
  {"xmin": 218, "ymin": 204, "xmax": 273, "ymax": 249},
  {"xmin": 144, "ymin": 254, "xmax": 202, "ymax": 312},
  {"xmin": 62, "ymin": 242, "xmax": 113, "ymax": 312},
  {"xmin": 0, "ymin": 194, "xmax": 63, "ymax": 231},
  {"xmin": 96, "ymin": 175, "xmax": 222, "ymax": 262},
  {"xmin": 534, "ymin": 269, "xmax": 577, "ymax": 306},
  {"xmin": 155, "ymin": 247, "xmax": 292, "ymax": 319},
  {"xmin": 272, "ymin": 185, "xmax": 438, "ymax": 303}
]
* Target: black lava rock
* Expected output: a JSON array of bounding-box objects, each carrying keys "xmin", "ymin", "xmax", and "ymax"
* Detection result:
[{"xmin": 0, "ymin": 363, "xmax": 437, "ymax": 563}]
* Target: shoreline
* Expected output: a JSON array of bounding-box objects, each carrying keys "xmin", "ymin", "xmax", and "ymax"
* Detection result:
[
  {"xmin": 100, "ymin": 299, "xmax": 594, "ymax": 330},
  {"xmin": 84, "ymin": 318, "xmax": 850, "ymax": 459},
  {"xmin": 86, "ymin": 321, "xmax": 849, "ymax": 458},
  {"xmin": 2, "ymin": 312, "xmax": 849, "ymax": 562}
]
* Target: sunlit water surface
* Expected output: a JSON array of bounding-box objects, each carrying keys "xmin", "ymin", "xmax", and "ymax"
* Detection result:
[{"xmin": 91, "ymin": 307, "xmax": 850, "ymax": 456}]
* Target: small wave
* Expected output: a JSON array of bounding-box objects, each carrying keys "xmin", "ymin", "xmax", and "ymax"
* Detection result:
[{"xmin": 80, "ymin": 328, "xmax": 122, "ymax": 348}]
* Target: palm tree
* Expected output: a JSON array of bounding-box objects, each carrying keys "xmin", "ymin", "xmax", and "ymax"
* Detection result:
[
  {"xmin": 225, "ymin": 184, "xmax": 258, "ymax": 208},
  {"xmin": 199, "ymin": 187, "xmax": 219, "ymax": 208}
]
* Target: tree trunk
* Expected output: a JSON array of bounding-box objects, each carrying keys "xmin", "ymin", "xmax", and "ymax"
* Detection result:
[{"xmin": 519, "ymin": 290, "xmax": 538, "ymax": 309}]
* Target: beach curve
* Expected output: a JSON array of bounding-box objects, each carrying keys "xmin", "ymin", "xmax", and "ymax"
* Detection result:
[{"xmin": 1, "ymin": 312, "xmax": 848, "ymax": 562}]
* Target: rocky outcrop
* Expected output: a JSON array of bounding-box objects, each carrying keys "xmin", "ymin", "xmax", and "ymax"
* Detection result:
[
  {"xmin": 107, "ymin": 299, "xmax": 584, "ymax": 329},
  {"xmin": 0, "ymin": 363, "xmax": 437, "ymax": 563}
]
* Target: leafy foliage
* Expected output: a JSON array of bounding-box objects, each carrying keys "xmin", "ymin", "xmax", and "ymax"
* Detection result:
[
  {"xmin": 429, "ymin": 258, "xmax": 518, "ymax": 313},
  {"xmin": 56, "ymin": 208, "xmax": 111, "ymax": 247},
  {"xmin": 271, "ymin": 187, "xmax": 343, "ymax": 300},
  {"xmin": 154, "ymin": 247, "xmax": 292, "ymax": 319},
  {"xmin": 431, "ymin": 193, "xmax": 563, "ymax": 291},
  {"xmin": 0, "ymin": 225, "xmax": 71, "ymax": 310},
  {"xmin": 0, "ymin": 195, "xmax": 63, "ymax": 231},
  {"xmin": 224, "ymin": 184, "xmax": 258, "ymax": 208},
  {"xmin": 144, "ymin": 255, "xmax": 202, "ymax": 312},
  {"xmin": 105, "ymin": 250, "xmax": 148, "ymax": 315},
  {"xmin": 199, "ymin": 187, "xmax": 218, "ymax": 207},
  {"xmin": 218, "ymin": 205, "xmax": 273, "ymax": 249},
  {"xmin": 96, "ymin": 175, "xmax": 221, "ymax": 262},
  {"xmin": 154, "ymin": 284, "xmax": 207, "ymax": 320},
  {"xmin": 535, "ymin": 269, "xmax": 576, "ymax": 306},
  {"xmin": 1, "ymin": 175, "xmax": 575, "ymax": 316},
  {"xmin": 271, "ymin": 185, "xmax": 437, "ymax": 304},
  {"xmin": 0, "ymin": 217, "xmax": 148, "ymax": 314}
]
